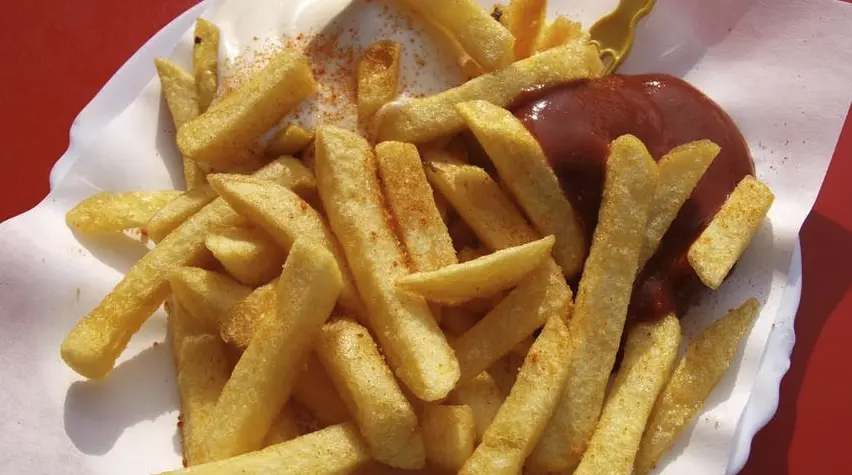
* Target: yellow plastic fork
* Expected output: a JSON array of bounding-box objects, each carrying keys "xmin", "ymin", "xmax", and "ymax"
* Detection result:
[{"xmin": 589, "ymin": 0, "xmax": 657, "ymax": 75}]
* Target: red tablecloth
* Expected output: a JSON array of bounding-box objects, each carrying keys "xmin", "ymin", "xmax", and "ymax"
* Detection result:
[{"xmin": 1, "ymin": 1, "xmax": 850, "ymax": 473}]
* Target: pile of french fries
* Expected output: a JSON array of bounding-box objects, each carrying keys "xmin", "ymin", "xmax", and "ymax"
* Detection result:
[{"xmin": 61, "ymin": 1, "xmax": 775, "ymax": 474}]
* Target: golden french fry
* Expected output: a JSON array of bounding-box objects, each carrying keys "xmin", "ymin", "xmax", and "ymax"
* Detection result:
[
  {"xmin": 317, "ymin": 318, "xmax": 424, "ymax": 469},
  {"xmin": 66, "ymin": 191, "xmax": 181, "ymax": 233},
  {"xmin": 59, "ymin": 158, "xmax": 315, "ymax": 379},
  {"xmin": 166, "ymin": 296, "xmax": 212, "ymax": 357},
  {"xmin": 635, "ymin": 298, "xmax": 759, "ymax": 475},
  {"xmin": 205, "ymin": 226, "xmax": 286, "ymax": 286},
  {"xmin": 457, "ymin": 100, "xmax": 585, "ymax": 277},
  {"xmin": 314, "ymin": 126, "xmax": 459, "ymax": 401},
  {"xmin": 220, "ymin": 280, "xmax": 276, "ymax": 348},
  {"xmin": 376, "ymin": 141, "xmax": 456, "ymax": 273},
  {"xmin": 398, "ymin": 235, "xmax": 554, "ymax": 305},
  {"xmin": 398, "ymin": 0, "xmax": 514, "ymax": 71},
  {"xmin": 529, "ymin": 135, "xmax": 659, "ymax": 474},
  {"xmin": 148, "ymin": 185, "xmax": 218, "ymax": 242},
  {"xmin": 535, "ymin": 15, "xmax": 587, "ymax": 52},
  {"xmin": 358, "ymin": 40, "xmax": 402, "ymax": 123},
  {"xmin": 178, "ymin": 49, "xmax": 316, "ymax": 167},
  {"xmin": 507, "ymin": 0, "xmax": 547, "ymax": 59},
  {"xmin": 449, "ymin": 372, "xmax": 504, "ymax": 441},
  {"xmin": 574, "ymin": 314, "xmax": 681, "ymax": 475},
  {"xmin": 207, "ymin": 173, "xmax": 362, "ymax": 315},
  {"xmin": 291, "ymin": 353, "xmax": 351, "ymax": 427},
  {"xmin": 422, "ymin": 404, "xmax": 476, "ymax": 471},
  {"xmin": 192, "ymin": 19, "xmax": 220, "ymax": 111},
  {"xmin": 205, "ymin": 240, "xmax": 342, "ymax": 460},
  {"xmin": 169, "ymin": 267, "xmax": 252, "ymax": 329},
  {"xmin": 266, "ymin": 124, "xmax": 314, "ymax": 157},
  {"xmin": 688, "ymin": 176, "xmax": 774, "ymax": 289},
  {"xmin": 639, "ymin": 140, "xmax": 720, "ymax": 268},
  {"xmin": 452, "ymin": 261, "xmax": 571, "ymax": 384},
  {"xmin": 159, "ymin": 422, "xmax": 371, "ymax": 475},
  {"xmin": 263, "ymin": 404, "xmax": 302, "ymax": 447},
  {"xmin": 460, "ymin": 314, "xmax": 573, "ymax": 475},
  {"xmin": 377, "ymin": 42, "xmax": 601, "ymax": 143}
]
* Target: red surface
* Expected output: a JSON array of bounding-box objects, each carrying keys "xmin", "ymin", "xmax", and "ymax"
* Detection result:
[{"xmin": 0, "ymin": 1, "xmax": 849, "ymax": 474}]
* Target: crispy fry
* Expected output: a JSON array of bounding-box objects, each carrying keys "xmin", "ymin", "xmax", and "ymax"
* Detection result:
[
  {"xmin": 148, "ymin": 185, "xmax": 218, "ymax": 242},
  {"xmin": 358, "ymin": 40, "xmax": 402, "ymax": 123},
  {"xmin": 529, "ymin": 135, "xmax": 658, "ymax": 474},
  {"xmin": 205, "ymin": 226, "xmax": 286, "ymax": 286},
  {"xmin": 265, "ymin": 124, "xmax": 314, "ymax": 157},
  {"xmin": 169, "ymin": 267, "xmax": 252, "ymax": 329},
  {"xmin": 377, "ymin": 42, "xmax": 601, "ymax": 143},
  {"xmin": 459, "ymin": 314, "xmax": 573, "ymax": 475},
  {"xmin": 507, "ymin": 0, "xmax": 547, "ymax": 60},
  {"xmin": 205, "ymin": 240, "xmax": 342, "ymax": 460},
  {"xmin": 688, "ymin": 176, "xmax": 774, "ymax": 289},
  {"xmin": 220, "ymin": 279, "xmax": 276, "ymax": 348},
  {"xmin": 192, "ymin": 19, "xmax": 220, "ymax": 111},
  {"xmin": 398, "ymin": 235, "xmax": 554, "ymax": 305},
  {"xmin": 208, "ymin": 174, "xmax": 362, "ymax": 314},
  {"xmin": 574, "ymin": 314, "xmax": 681, "ymax": 475},
  {"xmin": 291, "ymin": 353, "xmax": 350, "ymax": 427},
  {"xmin": 634, "ymin": 298, "xmax": 759, "ymax": 475},
  {"xmin": 422, "ymin": 404, "xmax": 476, "ymax": 471},
  {"xmin": 66, "ymin": 191, "xmax": 180, "ymax": 233},
  {"xmin": 314, "ymin": 126, "xmax": 459, "ymax": 401},
  {"xmin": 178, "ymin": 49, "xmax": 316, "ymax": 167},
  {"xmin": 535, "ymin": 15, "xmax": 587, "ymax": 52},
  {"xmin": 160, "ymin": 422, "xmax": 371, "ymax": 475},
  {"xmin": 639, "ymin": 140, "xmax": 719, "ymax": 268},
  {"xmin": 449, "ymin": 372, "xmax": 504, "ymax": 441},
  {"xmin": 317, "ymin": 318, "xmax": 424, "ymax": 469},
  {"xmin": 398, "ymin": 0, "xmax": 514, "ymax": 71},
  {"xmin": 457, "ymin": 100, "xmax": 585, "ymax": 277},
  {"xmin": 263, "ymin": 404, "xmax": 302, "ymax": 447}
]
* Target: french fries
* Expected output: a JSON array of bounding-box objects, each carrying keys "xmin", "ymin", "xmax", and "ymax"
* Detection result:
[
  {"xmin": 169, "ymin": 267, "xmax": 252, "ymax": 328},
  {"xmin": 422, "ymin": 404, "xmax": 476, "ymax": 471},
  {"xmin": 574, "ymin": 314, "xmax": 681, "ymax": 475},
  {"xmin": 449, "ymin": 372, "xmax": 505, "ymax": 441},
  {"xmin": 265, "ymin": 124, "xmax": 314, "ymax": 157},
  {"xmin": 66, "ymin": 191, "xmax": 180, "ymax": 233},
  {"xmin": 688, "ymin": 176, "xmax": 774, "ymax": 289},
  {"xmin": 487, "ymin": 351, "xmax": 525, "ymax": 396},
  {"xmin": 314, "ymin": 126, "xmax": 459, "ymax": 401},
  {"xmin": 535, "ymin": 15, "xmax": 586, "ymax": 52},
  {"xmin": 220, "ymin": 279, "xmax": 276, "ymax": 348},
  {"xmin": 192, "ymin": 19, "xmax": 220, "ymax": 111},
  {"xmin": 507, "ymin": 0, "xmax": 547, "ymax": 60},
  {"xmin": 635, "ymin": 298, "xmax": 760, "ymax": 475},
  {"xmin": 358, "ymin": 40, "xmax": 402, "ymax": 123},
  {"xmin": 639, "ymin": 140, "xmax": 719, "ymax": 268},
  {"xmin": 205, "ymin": 240, "xmax": 342, "ymax": 460},
  {"xmin": 317, "ymin": 318, "xmax": 425, "ymax": 468},
  {"xmin": 457, "ymin": 100, "xmax": 586, "ymax": 277},
  {"xmin": 529, "ymin": 135, "xmax": 658, "ymax": 474},
  {"xmin": 148, "ymin": 185, "xmax": 219, "ymax": 242},
  {"xmin": 291, "ymin": 353, "xmax": 350, "ymax": 427},
  {"xmin": 160, "ymin": 422, "xmax": 371, "ymax": 475},
  {"xmin": 397, "ymin": 236, "xmax": 554, "ymax": 305},
  {"xmin": 178, "ymin": 49, "xmax": 316, "ymax": 167},
  {"xmin": 205, "ymin": 226, "xmax": 287, "ymax": 286},
  {"xmin": 397, "ymin": 0, "xmax": 514, "ymax": 71},
  {"xmin": 263, "ymin": 404, "xmax": 302, "ymax": 446},
  {"xmin": 377, "ymin": 42, "xmax": 602, "ymax": 144}
]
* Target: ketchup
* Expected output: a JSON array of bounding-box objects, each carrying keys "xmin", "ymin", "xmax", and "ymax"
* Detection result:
[{"xmin": 510, "ymin": 74, "xmax": 754, "ymax": 321}]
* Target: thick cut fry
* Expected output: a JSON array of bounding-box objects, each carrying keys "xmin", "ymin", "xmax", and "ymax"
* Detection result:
[
  {"xmin": 507, "ymin": 0, "xmax": 547, "ymax": 59},
  {"xmin": 453, "ymin": 261, "xmax": 571, "ymax": 384},
  {"xmin": 639, "ymin": 140, "xmax": 720, "ymax": 268},
  {"xmin": 166, "ymin": 296, "xmax": 213, "ymax": 357},
  {"xmin": 208, "ymin": 174, "xmax": 362, "ymax": 314},
  {"xmin": 205, "ymin": 226, "xmax": 286, "ymax": 286},
  {"xmin": 265, "ymin": 124, "xmax": 314, "ymax": 156},
  {"xmin": 574, "ymin": 314, "xmax": 681, "ymax": 475},
  {"xmin": 178, "ymin": 49, "xmax": 316, "ymax": 167},
  {"xmin": 169, "ymin": 267, "xmax": 252, "ymax": 328},
  {"xmin": 398, "ymin": 0, "xmax": 514, "ymax": 71},
  {"xmin": 457, "ymin": 100, "xmax": 585, "ymax": 277},
  {"xmin": 148, "ymin": 185, "xmax": 219, "ymax": 242},
  {"xmin": 193, "ymin": 19, "xmax": 220, "ymax": 111},
  {"xmin": 291, "ymin": 353, "xmax": 350, "ymax": 426},
  {"xmin": 398, "ymin": 235, "xmax": 554, "ymax": 305},
  {"xmin": 535, "ymin": 15, "xmax": 587, "ymax": 52},
  {"xmin": 376, "ymin": 141, "xmax": 457, "ymax": 274},
  {"xmin": 264, "ymin": 404, "xmax": 302, "ymax": 447},
  {"xmin": 205, "ymin": 240, "xmax": 342, "ymax": 460},
  {"xmin": 688, "ymin": 176, "xmax": 774, "ymax": 289},
  {"xmin": 449, "ymin": 372, "xmax": 504, "ymax": 441},
  {"xmin": 377, "ymin": 43, "xmax": 601, "ymax": 143},
  {"xmin": 529, "ymin": 135, "xmax": 659, "ymax": 474},
  {"xmin": 314, "ymin": 126, "xmax": 459, "ymax": 401},
  {"xmin": 60, "ymin": 158, "xmax": 310, "ymax": 379},
  {"xmin": 220, "ymin": 279, "xmax": 276, "ymax": 348},
  {"xmin": 635, "ymin": 298, "xmax": 760, "ymax": 475},
  {"xmin": 317, "ymin": 319, "xmax": 424, "ymax": 469},
  {"xmin": 160, "ymin": 422, "xmax": 370, "ymax": 475},
  {"xmin": 66, "ymin": 191, "xmax": 181, "ymax": 233},
  {"xmin": 460, "ymin": 314, "xmax": 573, "ymax": 475},
  {"xmin": 422, "ymin": 404, "xmax": 476, "ymax": 471},
  {"xmin": 358, "ymin": 40, "xmax": 402, "ymax": 122}
]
